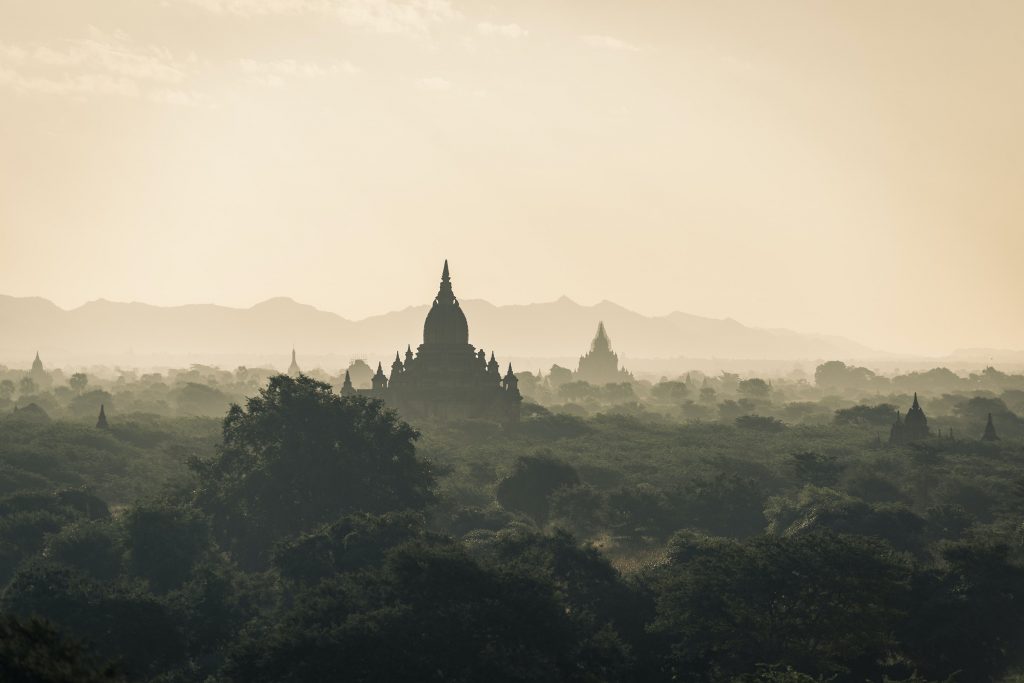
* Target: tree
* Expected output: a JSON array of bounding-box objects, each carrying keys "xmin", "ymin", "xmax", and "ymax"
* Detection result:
[
  {"xmin": 834, "ymin": 403, "xmax": 898, "ymax": 427},
  {"xmin": 224, "ymin": 540, "xmax": 629, "ymax": 683},
  {"xmin": 547, "ymin": 364, "xmax": 573, "ymax": 389},
  {"xmin": 738, "ymin": 378, "xmax": 770, "ymax": 399},
  {"xmin": 2, "ymin": 562, "xmax": 185, "ymax": 678},
  {"xmin": 559, "ymin": 381, "xmax": 598, "ymax": 402},
  {"xmin": 789, "ymin": 451, "xmax": 843, "ymax": 487},
  {"xmin": 650, "ymin": 533, "xmax": 909, "ymax": 681},
  {"xmin": 735, "ymin": 415, "xmax": 785, "ymax": 433},
  {"xmin": 814, "ymin": 361, "xmax": 877, "ymax": 391},
  {"xmin": 190, "ymin": 375, "xmax": 434, "ymax": 568},
  {"xmin": 69, "ymin": 373, "xmax": 89, "ymax": 393},
  {"xmin": 18, "ymin": 377, "xmax": 37, "ymax": 396},
  {"xmin": 651, "ymin": 381, "xmax": 688, "ymax": 403},
  {"xmin": 123, "ymin": 503, "xmax": 210, "ymax": 592},
  {"xmin": 0, "ymin": 614, "xmax": 120, "ymax": 682},
  {"xmin": 0, "ymin": 379, "xmax": 16, "ymax": 401},
  {"xmin": 496, "ymin": 452, "xmax": 580, "ymax": 523},
  {"xmin": 172, "ymin": 382, "xmax": 231, "ymax": 417},
  {"xmin": 900, "ymin": 542, "xmax": 1024, "ymax": 681},
  {"xmin": 68, "ymin": 390, "xmax": 113, "ymax": 421}
]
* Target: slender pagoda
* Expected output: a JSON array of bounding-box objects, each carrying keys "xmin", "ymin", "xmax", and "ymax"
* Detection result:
[
  {"xmin": 981, "ymin": 413, "xmax": 1000, "ymax": 441},
  {"xmin": 362, "ymin": 261, "xmax": 522, "ymax": 423}
]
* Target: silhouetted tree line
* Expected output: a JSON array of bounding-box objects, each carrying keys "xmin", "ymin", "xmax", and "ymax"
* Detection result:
[{"xmin": 1, "ymin": 374, "xmax": 1023, "ymax": 681}]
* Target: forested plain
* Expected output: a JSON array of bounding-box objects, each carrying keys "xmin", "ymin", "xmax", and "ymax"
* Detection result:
[{"xmin": 1, "ymin": 360, "xmax": 1023, "ymax": 682}]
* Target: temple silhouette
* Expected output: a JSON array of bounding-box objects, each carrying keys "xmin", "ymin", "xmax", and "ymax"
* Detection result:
[
  {"xmin": 347, "ymin": 261, "xmax": 522, "ymax": 423},
  {"xmin": 889, "ymin": 393, "xmax": 930, "ymax": 445},
  {"xmin": 575, "ymin": 322, "xmax": 633, "ymax": 386},
  {"xmin": 981, "ymin": 412, "xmax": 1000, "ymax": 441}
]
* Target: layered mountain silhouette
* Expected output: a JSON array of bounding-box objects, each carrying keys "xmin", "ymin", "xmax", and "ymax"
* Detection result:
[{"xmin": 0, "ymin": 294, "xmax": 882, "ymax": 368}]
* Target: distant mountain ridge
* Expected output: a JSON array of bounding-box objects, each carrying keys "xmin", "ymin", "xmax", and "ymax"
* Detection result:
[{"xmin": 0, "ymin": 293, "xmax": 883, "ymax": 368}]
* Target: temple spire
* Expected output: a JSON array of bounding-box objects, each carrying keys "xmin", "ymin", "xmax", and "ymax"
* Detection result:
[
  {"xmin": 96, "ymin": 404, "xmax": 108, "ymax": 429},
  {"xmin": 982, "ymin": 412, "xmax": 1000, "ymax": 441},
  {"xmin": 435, "ymin": 259, "xmax": 456, "ymax": 304},
  {"xmin": 372, "ymin": 361, "xmax": 388, "ymax": 391}
]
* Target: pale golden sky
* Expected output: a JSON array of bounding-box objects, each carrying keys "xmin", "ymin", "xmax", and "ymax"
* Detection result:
[{"xmin": 1, "ymin": 0, "xmax": 1022, "ymax": 356}]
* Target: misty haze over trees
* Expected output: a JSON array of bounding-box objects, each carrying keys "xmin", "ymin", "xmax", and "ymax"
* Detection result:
[
  {"xmin": 2, "ymin": 314, "xmax": 1024, "ymax": 681},
  {"xmin": 4, "ymin": 0, "xmax": 1024, "ymax": 679}
]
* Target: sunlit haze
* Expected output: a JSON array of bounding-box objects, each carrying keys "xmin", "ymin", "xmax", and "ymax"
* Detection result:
[{"xmin": 2, "ymin": 1, "xmax": 1022, "ymax": 356}]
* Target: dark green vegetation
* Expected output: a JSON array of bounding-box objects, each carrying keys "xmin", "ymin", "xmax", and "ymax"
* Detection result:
[{"xmin": 1, "ymin": 369, "xmax": 1024, "ymax": 681}]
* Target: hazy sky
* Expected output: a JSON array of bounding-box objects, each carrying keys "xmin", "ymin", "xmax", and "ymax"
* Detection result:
[{"xmin": 1, "ymin": 0, "xmax": 1022, "ymax": 356}]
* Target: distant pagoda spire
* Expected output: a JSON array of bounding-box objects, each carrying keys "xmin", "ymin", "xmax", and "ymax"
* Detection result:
[
  {"xmin": 591, "ymin": 321, "xmax": 611, "ymax": 354},
  {"xmin": 888, "ymin": 410, "xmax": 903, "ymax": 446},
  {"xmin": 391, "ymin": 351, "xmax": 404, "ymax": 381},
  {"xmin": 340, "ymin": 369, "xmax": 356, "ymax": 396},
  {"xmin": 503, "ymin": 364, "xmax": 520, "ymax": 395},
  {"xmin": 288, "ymin": 348, "xmax": 301, "ymax": 377},
  {"xmin": 890, "ymin": 393, "xmax": 929, "ymax": 445},
  {"xmin": 96, "ymin": 404, "xmax": 109, "ymax": 429},
  {"xmin": 981, "ymin": 412, "xmax": 1000, "ymax": 441},
  {"xmin": 372, "ymin": 361, "xmax": 388, "ymax": 391}
]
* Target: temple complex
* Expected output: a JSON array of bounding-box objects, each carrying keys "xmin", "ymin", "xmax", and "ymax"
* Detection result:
[
  {"xmin": 357, "ymin": 262, "xmax": 522, "ymax": 423},
  {"xmin": 889, "ymin": 393, "xmax": 930, "ymax": 445},
  {"xmin": 575, "ymin": 322, "xmax": 633, "ymax": 386}
]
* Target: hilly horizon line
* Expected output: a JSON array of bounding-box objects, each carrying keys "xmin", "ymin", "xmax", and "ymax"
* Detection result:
[
  {"xmin": 2, "ymin": 293, "xmax": 1021, "ymax": 367},
  {"xmin": 2, "ymin": 290, "xmax": 876, "ymax": 348},
  {"xmin": 9, "ymin": 292, "xmax": 757, "ymax": 326}
]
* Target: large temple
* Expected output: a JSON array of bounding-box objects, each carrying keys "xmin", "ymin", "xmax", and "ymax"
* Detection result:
[
  {"xmin": 344, "ymin": 261, "xmax": 522, "ymax": 423},
  {"xmin": 575, "ymin": 322, "xmax": 633, "ymax": 386}
]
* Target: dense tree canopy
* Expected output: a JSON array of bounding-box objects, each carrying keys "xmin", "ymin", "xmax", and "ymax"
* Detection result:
[
  {"xmin": 0, "ymin": 365, "xmax": 1023, "ymax": 682},
  {"xmin": 190, "ymin": 375, "xmax": 435, "ymax": 567}
]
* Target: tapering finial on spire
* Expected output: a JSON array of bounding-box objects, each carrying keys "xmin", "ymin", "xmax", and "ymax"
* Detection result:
[
  {"xmin": 434, "ymin": 259, "xmax": 456, "ymax": 304},
  {"xmin": 591, "ymin": 322, "xmax": 612, "ymax": 353}
]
